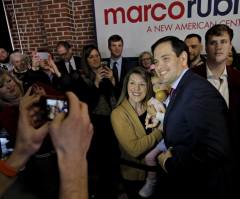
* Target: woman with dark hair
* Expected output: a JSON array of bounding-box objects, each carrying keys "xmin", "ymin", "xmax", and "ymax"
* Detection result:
[
  {"xmin": 75, "ymin": 44, "xmax": 117, "ymax": 112},
  {"xmin": 227, "ymin": 46, "xmax": 240, "ymax": 71},
  {"xmin": 76, "ymin": 44, "xmax": 119, "ymax": 198},
  {"xmin": 81, "ymin": 45, "xmax": 115, "ymax": 86},
  {"xmin": 111, "ymin": 67, "xmax": 162, "ymax": 199}
]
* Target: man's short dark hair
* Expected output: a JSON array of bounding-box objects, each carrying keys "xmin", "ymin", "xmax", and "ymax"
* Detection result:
[
  {"xmin": 151, "ymin": 36, "xmax": 190, "ymax": 67},
  {"xmin": 205, "ymin": 24, "xmax": 233, "ymax": 44},
  {"xmin": 56, "ymin": 41, "xmax": 72, "ymax": 50},
  {"xmin": 108, "ymin": 34, "xmax": 123, "ymax": 48},
  {"xmin": 185, "ymin": 34, "xmax": 202, "ymax": 42},
  {"xmin": 0, "ymin": 46, "xmax": 9, "ymax": 53}
]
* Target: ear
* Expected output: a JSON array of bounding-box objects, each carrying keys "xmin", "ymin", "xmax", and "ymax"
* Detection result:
[{"xmin": 180, "ymin": 51, "xmax": 188, "ymax": 68}]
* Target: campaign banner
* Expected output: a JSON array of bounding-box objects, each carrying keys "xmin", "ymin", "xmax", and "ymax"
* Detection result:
[{"xmin": 94, "ymin": 0, "xmax": 240, "ymax": 58}]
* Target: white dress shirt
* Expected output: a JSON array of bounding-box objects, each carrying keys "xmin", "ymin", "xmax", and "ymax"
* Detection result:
[
  {"xmin": 206, "ymin": 65, "xmax": 229, "ymax": 107},
  {"xmin": 65, "ymin": 57, "xmax": 76, "ymax": 73}
]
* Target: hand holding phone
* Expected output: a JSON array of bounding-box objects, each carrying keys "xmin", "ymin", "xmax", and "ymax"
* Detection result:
[{"xmin": 40, "ymin": 95, "xmax": 68, "ymax": 120}]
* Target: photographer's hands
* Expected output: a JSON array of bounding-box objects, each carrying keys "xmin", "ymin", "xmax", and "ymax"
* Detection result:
[
  {"xmin": 49, "ymin": 92, "xmax": 93, "ymax": 199},
  {"xmin": 1, "ymin": 89, "xmax": 93, "ymax": 198},
  {"xmin": 16, "ymin": 89, "xmax": 93, "ymax": 161},
  {"xmin": 0, "ymin": 87, "xmax": 48, "ymax": 196},
  {"xmin": 49, "ymin": 92, "xmax": 93, "ymax": 158}
]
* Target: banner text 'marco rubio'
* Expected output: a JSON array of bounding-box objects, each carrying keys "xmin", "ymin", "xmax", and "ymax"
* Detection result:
[{"xmin": 104, "ymin": 0, "xmax": 239, "ymax": 25}]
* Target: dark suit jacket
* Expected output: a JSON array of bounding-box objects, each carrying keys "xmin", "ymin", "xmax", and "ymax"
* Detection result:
[
  {"xmin": 55, "ymin": 56, "xmax": 81, "ymax": 75},
  {"xmin": 192, "ymin": 64, "xmax": 240, "ymax": 196},
  {"xmin": 104, "ymin": 57, "xmax": 137, "ymax": 99},
  {"xmin": 162, "ymin": 70, "xmax": 231, "ymax": 199},
  {"xmin": 192, "ymin": 65, "xmax": 240, "ymax": 137},
  {"xmin": 192, "ymin": 64, "xmax": 240, "ymax": 108}
]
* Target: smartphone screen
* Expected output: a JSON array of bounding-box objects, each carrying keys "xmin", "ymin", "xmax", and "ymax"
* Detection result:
[
  {"xmin": 37, "ymin": 52, "xmax": 49, "ymax": 60},
  {"xmin": 40, "ymin": 96, "xmax": 68, "ymax": 120}
]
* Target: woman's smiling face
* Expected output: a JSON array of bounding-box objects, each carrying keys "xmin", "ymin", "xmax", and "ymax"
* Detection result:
[
  {"xmin": 127, "ymin": 73, "xmax": 147, "ymax": 105},
  {"xmin": 0, "ymin": 74, "xmax": 22, "ymax": 102}
]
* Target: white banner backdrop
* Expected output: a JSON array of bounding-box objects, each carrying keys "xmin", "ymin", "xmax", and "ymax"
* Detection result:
[{"xmin": 93, "ymin": 0, "xmax": 240, "ymax": 58}]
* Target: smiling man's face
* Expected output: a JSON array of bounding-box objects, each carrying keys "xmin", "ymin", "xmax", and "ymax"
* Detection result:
[{"xmin": 154, "ymin": 41, "xmax": 187, "ymax": 85}]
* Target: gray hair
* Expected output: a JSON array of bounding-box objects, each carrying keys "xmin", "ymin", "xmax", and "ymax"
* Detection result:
[{"xmin": 10, "ymin": 52, "xmax": 30, "ymax": 67}]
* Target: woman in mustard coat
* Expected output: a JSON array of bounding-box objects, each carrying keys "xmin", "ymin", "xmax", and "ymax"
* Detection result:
[{"xmin": 111, "ymin": 67, "xmax": 162, "ymax": 199}]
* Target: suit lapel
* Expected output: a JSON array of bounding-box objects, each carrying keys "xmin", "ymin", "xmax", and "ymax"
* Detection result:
[
  {"xmin": 163, "ymin": 70, "xmax": 192, "ymax": 132},
  {"xmin": 199, "ymin": 64, "xmax": 207, "ymax": 78},
  {"xmin": 191, "ymin": 63, "xmax": 207, "ymax": 78},
  {"xmin": 59, "ymin": 61, "xmax": 68, "ymax": 74},
  {"xmin": 120, "ymin": 58, "xmax": 126, "ymax": 83},
  {"xmin": 163, "ymin": 89, "xmax": 178, "ymax": 132},
  {"xmin": 226, "ymin": 65, "xmax": 240, "ymax": 111}
]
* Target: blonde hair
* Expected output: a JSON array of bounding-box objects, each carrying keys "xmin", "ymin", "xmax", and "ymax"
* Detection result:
[{"xmin": 0, "ymin": 69, "xmax": 24, "ymax": 107}]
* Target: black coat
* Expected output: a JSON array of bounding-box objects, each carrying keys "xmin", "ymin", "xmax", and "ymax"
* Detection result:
[
  {"xmin": 161, "ymin": 70, "xmax": 231, "ymax": 199},
  {"xmin": 55, "ymin": 56, "xmax": 81, "ymax": 75}
]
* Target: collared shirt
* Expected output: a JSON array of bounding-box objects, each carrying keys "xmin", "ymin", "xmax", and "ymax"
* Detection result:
[
  {"xmin": 206, "ymin": 65, "xmax": 229, "ymax": 107},
  {"xmin": 165, "ymin": 68, "xmax": 188, "ymax": 107},
  {"xmin": 110, "ymin": 57, "xmax": 122, "ymax": 80},
  {"xmin": 64, "ymin": 56, "xmax": 76, "ymax": 73}
]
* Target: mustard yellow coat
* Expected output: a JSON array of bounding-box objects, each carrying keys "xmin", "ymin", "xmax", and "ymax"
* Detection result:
[{"xmin": 111, "ymin": 98, "xmax": 162, "ymax": 181}]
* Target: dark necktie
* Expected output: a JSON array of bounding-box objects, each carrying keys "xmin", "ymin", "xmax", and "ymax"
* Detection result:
[
  {"xmin": 112, "ymin": 62, "xmax": 119, "ymax": 83},
  {"xmin": 169, "ymin": 88, "xmax": 176, "ymax": 103},
  {"xmin": 68, "ymin": 61, "xmax": 73, "ymax": 73}
]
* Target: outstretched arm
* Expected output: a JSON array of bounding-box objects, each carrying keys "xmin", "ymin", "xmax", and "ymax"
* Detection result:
[
  {"xmin": 0, "ymin": 87, "xmax": 48, "ymax": 196},
  {"xmin": 49, "ymin": 92, "xmax": 93, "ymax": 199}
]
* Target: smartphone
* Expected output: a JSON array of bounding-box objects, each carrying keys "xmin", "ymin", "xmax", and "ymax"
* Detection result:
[
  {"xmin": 37, "ymin": 52, "xmax": 49, "ymax": 60},
  {"xmin": 101, "ymin": 61, "xmax": 108, "ymax": 67},
  {"xmin": 40, "ymin": 95, "xmax": 68, "ymax": 120}
]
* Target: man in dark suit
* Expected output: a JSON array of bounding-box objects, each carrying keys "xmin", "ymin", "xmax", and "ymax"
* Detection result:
[
  {"xmin": 55, "ymin": 41, "xmax": 81, "ymax": 75},
  {"xmin": 192, "ymin": 24, "xmax": 240, "ymax": 198},
  {"xmin": 105, "ymin": 34, "xmax": 136, "ymax": 99},
  {"xmin": 151, "ymin": 36, "xmax": 231, "ymax": 199},
  {"xmin": 184, "ymin": 34, "xmax": 206, "ymax": 68}
]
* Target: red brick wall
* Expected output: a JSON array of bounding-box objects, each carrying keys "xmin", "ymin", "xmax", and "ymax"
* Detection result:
[{"xmin": 4, "ymin": 0, "xmax": 96, "ymax": 56}]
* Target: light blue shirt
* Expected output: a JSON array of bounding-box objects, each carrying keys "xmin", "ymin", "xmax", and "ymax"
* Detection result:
[{"xmin": 110, "ymin": 57, "xmax": 122, "ymax": 79}]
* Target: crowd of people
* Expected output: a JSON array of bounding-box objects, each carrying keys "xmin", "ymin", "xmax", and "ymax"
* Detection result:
[{"xmin": 0, "ymin": 24, "xmax": 240, "ymax": 199}]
